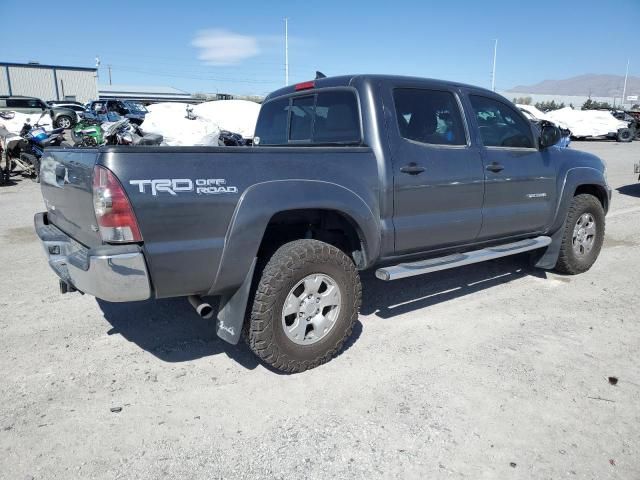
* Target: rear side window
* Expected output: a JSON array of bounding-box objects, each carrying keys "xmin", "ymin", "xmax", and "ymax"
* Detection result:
[
  {"xmin": 314, "ymin": 91, "xmax": 360, "ymax": 143},
  {"xmin": 289, "ymin": 96, "xmax": 314, "ymax": 141},
  {"xmin": 393, "ymin": 89, "xmax": 466, "ymax": 146},
  {"xmin": 255, "ymin": 89, "xmax": 360, "ymax": 145},
  {"xmin": 469, "ymin": 95, "xmax": 534, "ymax": 148}
]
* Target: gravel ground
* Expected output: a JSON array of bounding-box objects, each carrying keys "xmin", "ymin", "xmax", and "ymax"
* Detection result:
[{"xmin": 1, "ymin": 141, "xmax": 639, "ymax": 479}]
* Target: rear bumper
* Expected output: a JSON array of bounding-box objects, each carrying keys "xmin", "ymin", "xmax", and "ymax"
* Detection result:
[{"xmin": 34, "ymin": 212, "xmax": 151, "ymax": 302}]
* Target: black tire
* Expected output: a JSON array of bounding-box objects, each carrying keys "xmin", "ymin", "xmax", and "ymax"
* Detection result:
[
  {"xmin": 55, "ymin": 115, "xmax": 73, "ymax": 129},
  {"xmin": 247, "ymin": 239, "xmax": 361, "ymax": 373},
  {"xmin": 616, "ymin": 128, "xmax": 632, "ymax": 143},
  {"xmin": 554, "ymin": 194, "xmax": 605, "ymax": 275}
]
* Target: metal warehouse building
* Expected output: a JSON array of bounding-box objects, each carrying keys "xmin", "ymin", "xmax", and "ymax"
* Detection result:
[{"xmin": 0, "ymin": 62, "xmax": 98, "ymax": 103}]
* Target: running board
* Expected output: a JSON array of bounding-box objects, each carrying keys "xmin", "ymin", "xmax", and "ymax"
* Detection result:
[{"xmin": 375, "ymin": 236, "xmax": 552, "ymax": 281}]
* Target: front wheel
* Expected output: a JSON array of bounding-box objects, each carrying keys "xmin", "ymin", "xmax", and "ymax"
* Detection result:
[
  {"xmin": 554, "ymin": 194, "xmax": 605, "ymax": 274},
  {"xmin": 55, "ymin": 115, "xmax": 73, "ymax": 129},
  {"xmin": 247, "ymin": 239, "xmax": 362, "ymax": 373}
]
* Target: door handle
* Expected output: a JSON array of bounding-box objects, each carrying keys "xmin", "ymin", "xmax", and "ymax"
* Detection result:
[
  {"xmin": 486, "ymin": 162, "xmax": 504, "ymax": 173},
  {"xmin": 400, "ymin": 163, "xmax": 425, "ymax": 175}
]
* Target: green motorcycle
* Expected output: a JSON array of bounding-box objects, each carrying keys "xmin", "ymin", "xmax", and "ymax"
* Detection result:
[
  {"xmin": 72, "ymin": 121, "xmax": 103, "ymax": 146},
  {"xmin": 71, "ymin": 111, "xmax": 121, "ymax": 146}
]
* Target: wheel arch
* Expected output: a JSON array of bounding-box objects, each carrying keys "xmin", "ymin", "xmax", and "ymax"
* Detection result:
[
  {"xmin": 574, "ymin": 183, "xmax": 609, "ymax": 213},
  {"xmin": 536, "ymin": 168, "xmax": 609, "ymax": 270},
  {"xmin": 551, "ymin": 167, "xmax": 609, "ymax": 234},
  {"xmin": 208, "ymin": 179, "xmax": 380, "ymax": 295}
]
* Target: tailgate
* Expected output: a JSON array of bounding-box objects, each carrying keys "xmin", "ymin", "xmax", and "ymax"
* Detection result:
[{"xmin": 40, "ymin": 148, "xmax": 102, "ymax": 248}]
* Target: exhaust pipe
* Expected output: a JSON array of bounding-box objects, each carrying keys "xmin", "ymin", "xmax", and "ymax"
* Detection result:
[{"xmin": 188, "ymin": 295, "xmax": 214, "ymax": 320}]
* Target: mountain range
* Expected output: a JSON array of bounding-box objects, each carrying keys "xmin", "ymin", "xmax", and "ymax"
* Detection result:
[{"xmin": 508, "ymin": 74, "xmax": 639, "ymax": 98}]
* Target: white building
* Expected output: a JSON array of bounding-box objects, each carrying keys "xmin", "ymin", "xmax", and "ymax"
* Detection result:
[{"xmin": 501, "ymin": 91, "xmax": 631, "ymax": 109}]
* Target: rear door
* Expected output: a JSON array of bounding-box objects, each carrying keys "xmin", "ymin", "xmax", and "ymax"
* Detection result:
[
  {"xmin": 386, "ymin": 85, "xmax": 485, "ymax": 254},
  {"xmin": 465, "ymin": 93, "xmax": 556, "ymax": 239}
]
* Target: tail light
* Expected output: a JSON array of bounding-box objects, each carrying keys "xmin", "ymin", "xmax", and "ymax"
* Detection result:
[
  {"xmin": 92, "ymin": 165, "xmax": 142, "ymax": 242},
  {"xmin": 294, "ymin": 80, "xmax": 315, "ymax": 91}
]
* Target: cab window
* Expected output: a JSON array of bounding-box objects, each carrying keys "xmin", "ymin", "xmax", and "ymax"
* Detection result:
[
  {"xmin": 469, "ymin": 95, "xmax": 534, "ymax": 148},
  {"xmin": 393, "ymin": 89, "xmax": 466, "ymax": 146}
]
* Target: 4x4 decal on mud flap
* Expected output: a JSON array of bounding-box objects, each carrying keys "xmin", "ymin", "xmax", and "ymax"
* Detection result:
[{"xmin": 129, "ymin": 179, "xmax": 238, "ymax": 196}]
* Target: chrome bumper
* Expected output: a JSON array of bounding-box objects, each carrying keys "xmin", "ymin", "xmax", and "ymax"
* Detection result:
[{"xmin": 34, "ymin": 212, "xmax": 151, "ymax": 302}]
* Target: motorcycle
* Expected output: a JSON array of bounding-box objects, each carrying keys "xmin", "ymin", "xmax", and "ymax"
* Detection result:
[
  {"xmin": 75, "ymin": 117, "xmax": 163, "ymax": 147},
  {"xmin": 71, "ymin": 110, "xmax": 121, "ymax": 146},
  {"xmin": 2, "ymin": 112, "xmax": 67, "ymax": 182},
  {"xmin": 106, "ymin": 119, "xmax": 163, "ymax": 146},
  {"xmin": 0, "ymin": 125, "xmax": 11, "ymax": 185}
]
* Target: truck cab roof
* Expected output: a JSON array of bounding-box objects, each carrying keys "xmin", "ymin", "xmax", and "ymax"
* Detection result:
[{"xmin": 264, "ymin": 74, "xmax": 498, "ymax": 102}]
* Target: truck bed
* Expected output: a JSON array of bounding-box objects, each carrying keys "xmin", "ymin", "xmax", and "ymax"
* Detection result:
[{"xmin": 40, "ymin": 145, "xmax": 380, "ymax": 298}]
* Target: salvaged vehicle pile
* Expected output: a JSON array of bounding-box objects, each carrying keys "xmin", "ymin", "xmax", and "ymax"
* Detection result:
[
  {"xmin": 1, "ymin": 112, "xmax": 68, "ymax": 182},
  {"xmin": 0, "ymin": 98, "xmax": 261, "ymax": 182},
  {"xmin": 517, "ymin": 104, "xmax": 571, "ymax": 147},
  {"xmin": 545, "ymin": 107, "xmax": 632, "ymax": 142},
  {"xmin": 139, "ymin": 100, "xmax": 260, "ymax": 146},
  {"xmin": 34, "ymin": 74, "xmax": 610, "ymax": 373}
]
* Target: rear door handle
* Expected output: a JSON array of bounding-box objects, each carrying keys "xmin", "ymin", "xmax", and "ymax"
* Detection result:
[
  {"xmin": 486, "ymin": 162, "xmax": 504, "ymax": 173},
  {"xmin": 400, "ymin": 163, "xmax": 425, "ymax": 175}
]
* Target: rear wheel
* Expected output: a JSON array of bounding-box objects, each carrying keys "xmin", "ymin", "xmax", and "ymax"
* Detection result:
[
  {"xmin": 247, "ymin": 239, "xmax": 361, "ymax": 373},
  {"xmin": 554, "ymin": 194, "xmax": 605, "ymax": 274}
]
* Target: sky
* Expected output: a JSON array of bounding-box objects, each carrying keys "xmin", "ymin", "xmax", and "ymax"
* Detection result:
[{"xmin": 1, "ymin": 0, "xmax": 638, "ymax": 96}]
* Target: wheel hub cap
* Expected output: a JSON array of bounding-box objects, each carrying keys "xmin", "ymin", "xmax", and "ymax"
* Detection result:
[
  {"xmin": 281, "ymin": 273, "xmax": 342, "ymax": 345},
  {"xmin": 572, "ymin": 213, "xmax": 596, "ymax": 257}
]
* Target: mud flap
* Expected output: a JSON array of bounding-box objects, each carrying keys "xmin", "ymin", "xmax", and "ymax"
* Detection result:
[
  {"xmin": 534, "ymin": 226, "xmax": 564, "ymax": 270},
  {"xmin": 215, "ymin": 258, "xmax": 257, "ymax": 344}
]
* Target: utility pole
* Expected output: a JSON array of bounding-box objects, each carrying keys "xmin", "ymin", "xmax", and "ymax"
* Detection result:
[
  {"xmin": 284, "ymin": 17, "xmax": 289, "ymax": 86},
  {"xmin": 108, "ymin": 65, "xmax": 112, "ymax": 85},
  {"xmin": 94, "ymin": 56, "xmax": 101, "ymax": 100},
  {"xmin": 621, "ymin": 58, "xmax": 630, "ymax": 108},
  {"xmin": 491, "ymin": 39, "xmax": 498, "ymax": 92}
]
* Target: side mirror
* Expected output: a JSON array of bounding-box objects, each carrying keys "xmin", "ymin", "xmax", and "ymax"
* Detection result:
[{"xmin": 539, "ymin": 122, "xmax": 562, "ymax": 148}]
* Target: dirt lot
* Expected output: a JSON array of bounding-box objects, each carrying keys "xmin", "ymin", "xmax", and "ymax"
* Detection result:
[{"xmin": 1, "ymin": 141, "xmax": 639, "ymax": 479}]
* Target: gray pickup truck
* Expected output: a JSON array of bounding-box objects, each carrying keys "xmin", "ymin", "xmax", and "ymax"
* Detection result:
[{"xmin": 35, "ymin": 74, "xmax": 610, "ymax": 372}]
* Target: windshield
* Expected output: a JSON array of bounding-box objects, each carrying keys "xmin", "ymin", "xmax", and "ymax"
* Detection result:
[{"xmin": 123, "ymin": 101, "xmax": 148, "ymax": 113}]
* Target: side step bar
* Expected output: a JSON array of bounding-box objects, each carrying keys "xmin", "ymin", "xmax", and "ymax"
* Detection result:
[{"xmin": 375, "ymin": 236, "xmax": 551, "ymax": 281}]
